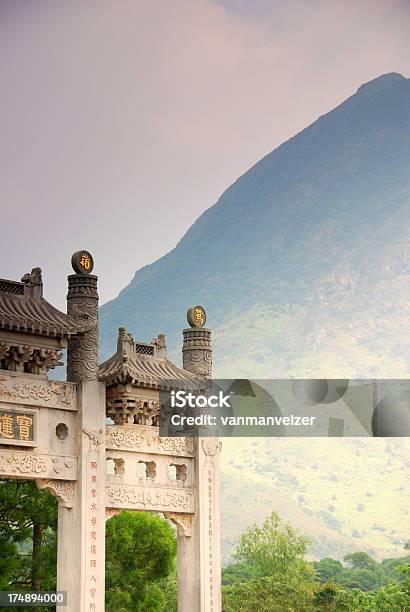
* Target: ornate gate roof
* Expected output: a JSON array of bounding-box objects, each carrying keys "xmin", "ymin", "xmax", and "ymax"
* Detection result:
[
  {"xmin": 99, "ymin": 326, "xmax": 200, "ymax": 389},
  {"xmin": 0, "ymin": 267, "xmax": 95, "ymax": 374},
  {"xmin": 0, "ymin": 269, "xmax": 93, "ymax": 338}
]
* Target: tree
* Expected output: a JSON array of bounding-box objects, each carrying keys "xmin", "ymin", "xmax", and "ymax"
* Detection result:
[
  {"xmin": 338, "ymin": 552, "xmax": 387, "ymax": 591},
  {"xmin": 0, "ymin": 479, "xmax": 57, "ymax": 592},
  {"xmin": 381, "ymin": 555, "xmax": 410, "ymax": 585},
  {"xmin": 0, "ymin": 534, "xmax": 19, "ymax": 590},
  {"xmin": 397, "ymin": 564, "xmax": 410, "ymax": 594},
  {"xmin": 313, "ymin": 583, "xmax": 347, "ymax": 611},
  {"xmin": 105, "ymin": 511, "xmax": 176, "ymax": 611},
  {"xmin": 337, "ymin": 568, "xmax": 382, "ymax": 592},
  {"xmin": 235, "ymin": 511, "xmax": 311, "ymax": 578},
  {"xmin": 313, "ymin": 558, "xmax": 344, "ymax": 583},
  {"xmin": 156, "ymin": 575, "xmax": 177, "ymax": 612},
  {"xmin": 344, "ymin": 552, "xmax": 378, "ymax": 571},
  {"xmin": 222, "ymin": 574, "xmax": 316, "ymax": 612},
  {"xmin": 222, "ymin": 561, "xmax": 257, "ymax": 585}
]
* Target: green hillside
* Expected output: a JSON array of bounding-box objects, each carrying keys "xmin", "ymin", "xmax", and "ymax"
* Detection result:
[
  {"xmin": 220, "ymin": 437, "xmax": 409, "ymax": 564},
  {"xmin": 99, "ymin": 72, "xmax": 410, "ymax": 563}
]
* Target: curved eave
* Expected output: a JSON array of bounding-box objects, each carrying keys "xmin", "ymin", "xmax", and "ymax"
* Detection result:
[
  {"xmin": 0, "ymin": 294, "xmax": 88, "ymax": 338},
  {"xmin": 99, "ymin": 354, "xmax": 202, "ymax": 390}
]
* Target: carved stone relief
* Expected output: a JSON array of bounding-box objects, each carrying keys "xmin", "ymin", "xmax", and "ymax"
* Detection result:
[
  {"xmin": 105, "ymin": 507, "xmax": 121, "ymax": 521},
  {"xmin": 83, "ymin": 428, "xmax": 104, "ymax": 455},
  {"xmin": 163, "ymin": 511, "xmax": 193, "ymax": 537},
  {"xmin": 106, "ymin": 426, "xmax": 194, "ymax": 456},
  {"xmin": 66, "ymin": 274, "xmax": 99, "ymax": 383},
  {"xmin": 182, "ymin": 328, "xmax": 212, "ymax": 377},
  {"xmin": 36, "ymin": 479, "xmax": 74, "ymax": 508},
  {"xmin": 0, "ymin": 453, "xmax": 47, "ymax": 474},
  {"xmin": 106, "ymin": 483, "xmax": 195, "ymax": 513},
  {"xmin": 202, "ymin": 439, "xmax": 222, "ymax": 467},
  {"xmin": 0, "ymin": 450, "xmax": 76, "ymax": 479},
  {"xmin": 0, "ymin": 375, "xmax": 76, "ymax": 409}
]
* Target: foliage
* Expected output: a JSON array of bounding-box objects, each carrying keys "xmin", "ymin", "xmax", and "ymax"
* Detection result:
[
  {"xmin": 235, "ymin": 511, "xmax": 311, "ymax": 579},
  {"xmin": 0, "ymin": 534, "xmax": 19, "ymax": 589},
  {"xmin": 344, "ymin": 551, "xmax": 379, "ymax": 571},
  {"xmin": 312, "ymin": 557, "xmax": 343, "ymax": 582},
  {"xmin": 157, "ymin": 575, "xmax": 177, "ymax": 612},
  {"xmin": 381, "ymin": 555, "xmax": 410, "ymax": 580},
  {"xmin": 315, "ymin": 572, "xmax": 410, "ymax": 611},
  {"xmin": 1, "ymin": 478, "xmax": 409, "ymax": 611},
  {"xmin": 222, "ymin": 571, "xmax": 410, "ymax": 612},
  {"xmin": 0, "ymin": 482, "xmax": 178, "ymax": 611},
  {"xmin": 222, "ymin": 574, "xmax": 316, "ymax": 611},
  {"xmin": 336, "ymin": 567, "xmax": 383, "ymax": 591},
  {"xmin": 105, "ymin": 511, "xmax": 176, "ymax": 611},
  {"xmin": 223, "ymin": 510, "xmax": 410, "ymax": 611},
  {"xmin": 312, "ymin": 552, "xmax": 410, "ymax": 592},
  {"xmin": 0, "ymin": 479, "xmax": 57, "ymax": 592},
  {"xmin": 313, "ymin": 582, "xmax": 346, "ymax": 610},
  {"xmin": 222, "ymin": 561, "xmax": 257, "ymax": 585},
  {"xmin": 220, "ymin": 437, "xmax": 410, "ymax": 566}
]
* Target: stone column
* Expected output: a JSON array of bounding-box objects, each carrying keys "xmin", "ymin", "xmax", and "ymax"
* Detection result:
[
  {"xmin": 182, "ymin": 328, "xmax": 212, "ymax": 379},
  {"xmin": 174, "ymin": 441, "xmax": 222, "ymax": 612},
  {"xmin": 179, "ymin": 307, "xmax": 221, "ymax": 612},
  {"xmin": 57, "ymin": 381, "xmax": 106, "ymax": 612},
  {"xmin": 58, "ymin": 252, "xmax": 106, "ymax": 611},
  {"xmin": 66, "ymin": 252, "xmax": 99, "ymax": 382}
]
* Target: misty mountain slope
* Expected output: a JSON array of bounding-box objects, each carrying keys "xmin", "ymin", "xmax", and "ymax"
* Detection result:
[
  {"xmin": 100, "ymin": 73, "xmax": 410, "ymax": 378},
  {"xmin": 99, "ymin": 73, "xmax": 410, "ymax": 561},
  {"xmin": 220, "ymin": 437, "xmax": 410, "ymax": 564}
]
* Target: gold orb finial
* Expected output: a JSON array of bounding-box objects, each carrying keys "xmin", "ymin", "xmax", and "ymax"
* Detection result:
[
  {"xmin": 71, "ymin": 250, "xmax": 94, "ymax": 274},
  {"xmin": 187, "ymin": 305, "xmax": 206, "ymax": 328}
]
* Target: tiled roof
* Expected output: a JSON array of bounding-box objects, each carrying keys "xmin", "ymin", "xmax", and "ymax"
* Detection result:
[
  {"xmin": 0, "ymin": 271, "xmax": 91, "ymax": 338},
  {"xmin": 99, "ymin": 327, "xmax": 201, "ymax": 389}
]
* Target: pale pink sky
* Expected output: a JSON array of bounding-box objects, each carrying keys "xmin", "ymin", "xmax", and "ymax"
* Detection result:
[{"xmin": 1, "ymin": 0, "xmax": 409, "ymax": 308}]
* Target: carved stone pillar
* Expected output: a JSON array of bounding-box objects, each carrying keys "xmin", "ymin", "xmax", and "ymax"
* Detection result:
[
  {"xmin": 66, "ymin": 251, "xmax": 99, "ymax": 383},
  {"xmin": 196, "ymin": 439, "xmax": 222, "ymax": 612},
  {"xmin": 170, "ymin": 439, "xmax": 222, "ymax": 612},
  {"xmin": 179, "ymin": 306, "xmax": 221, "ymax": 611},
  {"xmin": 57, "ymin": 381, "xmax": 106, "ymax": 612},
  {"xmin": 182, "ymin": 306, "xmax": 212, "ymax": 378}
]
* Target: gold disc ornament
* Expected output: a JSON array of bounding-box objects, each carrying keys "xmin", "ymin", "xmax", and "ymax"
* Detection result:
[
  {"xmin": 71, "ymin": 250, "xmax": 94, "ymax": 275},
  {"xmin": 187, "ymin": 305, "xmax": 206, "ymax": 328}
]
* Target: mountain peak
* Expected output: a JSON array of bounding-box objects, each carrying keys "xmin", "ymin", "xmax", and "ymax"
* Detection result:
[
  {"xmin": 101, "ymin": 69, "xmax": 410, "ymax": 383},
  {"xmin": 356, "ymin": 72, "xmax": 406, "ymax": 97}
]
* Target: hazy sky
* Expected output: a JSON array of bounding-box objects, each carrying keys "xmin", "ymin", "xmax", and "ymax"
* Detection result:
[{"xmin": 1, "ymin": 0, "xmax": 409, "ymax": 309}]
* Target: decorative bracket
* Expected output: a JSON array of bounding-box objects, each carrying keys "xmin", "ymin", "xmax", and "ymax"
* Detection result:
[
  {"xmin": 105, "ymin": 507, "xmax": 122, "ymax": 522},
  {"xmin": 36, "ymin": 479, "xmax": 74, "ymax": 508},
  {"xmin": 201, "ymin": 439, "xmax": 222, "ymax": 466},
  {"xmin": 164, "ymin": 512, "xmax": 193, "ymax": 537},
  {"xmin": 83, "ymin": 428, "xmax": 104, "ymax": 454}
]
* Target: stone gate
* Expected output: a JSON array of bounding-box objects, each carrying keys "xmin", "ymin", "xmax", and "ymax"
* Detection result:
[{"xmin": 0, "ymin": 252, "xmax": 221, "ymax": 612}]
